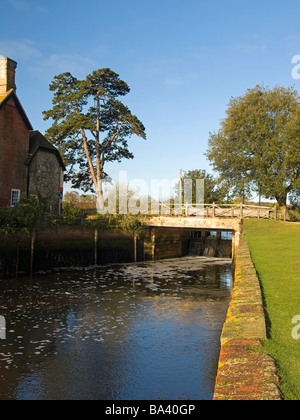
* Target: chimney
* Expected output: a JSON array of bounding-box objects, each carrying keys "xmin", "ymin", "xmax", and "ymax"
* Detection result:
[{"xmin": 0, "ymin": 57, "xmax": 17, "ymax": 96}]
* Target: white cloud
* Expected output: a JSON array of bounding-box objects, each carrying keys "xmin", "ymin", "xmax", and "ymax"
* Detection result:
[
  {"xmin": 0, "ymin": 39, "xmax": 43, "ymax": 61},
  {"xmin": 41, "ymin": 53, "xmax": 97, "ymax": 76},
  {"xmin": 228, "ymin": 43, "xmax": 267, "ymax": 54},
  {"xmin": 8, "ymin": 0, "xmax": 46, "ymax": 12},
  {"xmin": 0, "ymin": 39, "xmax": 98, "ymax": 81},
  {"xmin": 163, "ymin": 77, "xmax": 183, "ymax": 90},
  {"xmin": 8, "ymin": 0, "xmax": 31, "ymax": 11}
]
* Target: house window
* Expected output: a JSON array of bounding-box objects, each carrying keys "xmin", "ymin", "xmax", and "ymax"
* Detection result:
[{"xmin": 11, "ymin": 189, "xmax": 21, "ymax": 207}]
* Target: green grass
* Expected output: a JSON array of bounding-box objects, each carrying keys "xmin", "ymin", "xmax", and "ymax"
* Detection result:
[{"xmin": 243, "ymin": 220, "xmax": 300, "ymax": 400}]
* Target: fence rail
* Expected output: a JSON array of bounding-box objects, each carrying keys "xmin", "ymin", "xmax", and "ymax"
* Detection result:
[{"xmin": 156, "ymin": 203, "xmax": 286, "ymax": 220}]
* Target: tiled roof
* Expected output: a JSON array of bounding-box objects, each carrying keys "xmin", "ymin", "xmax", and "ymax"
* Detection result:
[
  {"xmin": 27, "ymin": 130, "xmax": 66, "ymax": 170},
  {"xmin": 0, "ymin": 89, "xmax": 13, "ymax": 104},
  {"xmin": 0, "ymin": 89, "xmax": 33, "ymax": 130}
]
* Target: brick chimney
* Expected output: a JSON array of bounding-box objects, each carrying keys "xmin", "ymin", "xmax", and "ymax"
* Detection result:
[{"xmin": 0, "ymin": 57, "xmax": 17, "ymax": 96}]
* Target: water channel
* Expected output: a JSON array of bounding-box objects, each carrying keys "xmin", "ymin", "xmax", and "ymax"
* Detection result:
[{"xmin": 0, "ymin": 256, "xmax": 232, "ymax": 400}]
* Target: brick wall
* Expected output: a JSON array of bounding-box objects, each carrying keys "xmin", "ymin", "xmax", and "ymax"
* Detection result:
[
  {"xmin": 0, "ymin": 97, "xmax": 29, "ymax": 206},
  {"xmin": 0, "ymin": 58, "xmax": 17, "ymax": 95}
]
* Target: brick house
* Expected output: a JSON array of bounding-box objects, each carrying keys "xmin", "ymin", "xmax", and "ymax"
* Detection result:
[{"xmin": 0, "ymin": 57, "xmax": 65, "ymax": 214}]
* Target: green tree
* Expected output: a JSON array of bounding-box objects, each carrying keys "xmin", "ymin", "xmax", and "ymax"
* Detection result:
[
  {"xmin": 63, "ymin": 191, "xmax": 81, "ymax": 204},
  {"xmin": 43, "ymin": 69, "xmax": 146, "ymax": 211},
  {"xmin": 206, "ymin": 85, "xmax": 300, "ymax": 207},
  {"xmin": 176, "ymin": 169, "xmax": 230, "ymax": 204},
  {"xmin": 63, "ymin": 191, "xmax": 97, "ymax": 210},
  {"xmin": 59, "ymin": 202, "xmax": 86, "ymax": 226}
]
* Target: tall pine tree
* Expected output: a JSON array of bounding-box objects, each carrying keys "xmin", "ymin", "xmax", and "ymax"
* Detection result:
[{"xmin": 43, "ymin": 69, "xmax": 146, "ymax": 211}]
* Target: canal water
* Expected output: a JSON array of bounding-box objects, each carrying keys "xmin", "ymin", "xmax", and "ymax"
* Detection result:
[{"xmin": 0, "ymin": 256, "xmax": 232, "ymax": 400}]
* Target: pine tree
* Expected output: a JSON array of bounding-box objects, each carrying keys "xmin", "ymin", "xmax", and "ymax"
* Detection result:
[{"xmin": 43, "ymin": 69, "xmax": 146, "ymax": 211}]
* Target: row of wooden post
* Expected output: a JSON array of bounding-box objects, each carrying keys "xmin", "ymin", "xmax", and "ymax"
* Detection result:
[{"xmin": 23, "ymin": 229, "xmax": 138, "ymax": 279}]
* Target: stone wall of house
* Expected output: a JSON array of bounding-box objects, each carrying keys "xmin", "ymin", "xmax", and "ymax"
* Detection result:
[
  {"xmin": 0, "ymin": 97, "xmax": 29, "ymax": 207},
  {"xmin": 28, "ymin": 149, "xmax": 63, "ymax": 214}
]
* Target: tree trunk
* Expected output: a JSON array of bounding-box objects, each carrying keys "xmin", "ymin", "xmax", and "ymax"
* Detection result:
[
  {"xmin": 276, "ymin": 194, "xmax": 287, "ymax": 208},
  {"xmin": 96, "ymin": 178, "xmax": 105, "ymax": 213},
  {"xmin": 276, "ymin": 195, "xmax": 289, "ymax": 221}
]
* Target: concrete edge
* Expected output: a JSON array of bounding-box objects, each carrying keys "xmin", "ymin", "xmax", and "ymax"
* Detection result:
[{"xmin": 213, "ymin": 235, "xmax": 282, "ymax": 400}]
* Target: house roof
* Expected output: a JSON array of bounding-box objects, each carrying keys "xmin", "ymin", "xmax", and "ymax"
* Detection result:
[
  {"xmin": 26, "ymin": 130, "xmax": 66, "ymax": 170},
  {"xmin": 0, "ymin": 89, "xmax": 33, "ymax": 130}
]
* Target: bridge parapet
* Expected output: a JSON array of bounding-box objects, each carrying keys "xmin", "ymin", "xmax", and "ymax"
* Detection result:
[
  {"xmin": 152, "ymin": 203, "xmax": 281, "ymax": 220},
  {"xmin": 145, "ymin": 216, "xmax": 241, "ymax": 232}
]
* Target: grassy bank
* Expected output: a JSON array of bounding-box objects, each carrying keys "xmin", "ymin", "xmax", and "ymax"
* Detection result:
[{"xmin": 243, "ymin": 220, "xmax": 300, "ymax": 400}]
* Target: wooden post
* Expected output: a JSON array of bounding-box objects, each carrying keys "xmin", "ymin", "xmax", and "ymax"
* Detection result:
[
  {"xmin": 240, "ymin": 202, "xmax": 243, "ymax": 219},
  {"xmin": 212, "ymin": 202, "xmax": 215, "ymax": 218},
  {"xmin": 94, "ymin": 229, "xmax": 98, "ymax": 266},
  {"xmin": 29, "ymin": 229, "xmax": 36, "ymax": 278},
  {"xmin": 151, "ymin": 229, "xmax": 156, "ymax": 261},
  {"xmin": 274, "ymin": 206, "xmax": 277, "ymax": 221},
  {"xmin": 16, "ymin": 242, "xmax": 20, "ymax": 279},
  {"xmin": 134, "ymin": 235, "xmax": 138, "ymax": 262},
  {"xmin": 179, "ymin": 169, "xmax": 182, "ymax": 210}
]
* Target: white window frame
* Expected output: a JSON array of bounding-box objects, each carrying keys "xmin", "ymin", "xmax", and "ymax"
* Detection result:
[{"xmin": 11, "ymin": 189, "xmax": 21, "ymax": 207}]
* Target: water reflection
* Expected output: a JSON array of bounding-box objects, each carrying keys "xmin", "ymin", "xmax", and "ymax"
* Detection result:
[{"xmin": 0, "ymin": 256, "xmax": 231, "ymax": 400}]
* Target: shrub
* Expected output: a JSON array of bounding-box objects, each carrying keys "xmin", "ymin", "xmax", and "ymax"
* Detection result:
[
  {"xmin": 59, "ymin": 202, "xmax": 87, "ymax": 226},
  {"xmin": 91, "ymin": 213, "xmax": 145, "ymax": 235},
  {"xmin": 119, "ymin": 214, "xmax": 145, "ymax": 235},
  {"xmin": 288, "ymin": 209, "xmax": 300, "ymax": 222},
  {"xmin": 0, "ymin": 196, "xmax": 46, "ymax": 235}
]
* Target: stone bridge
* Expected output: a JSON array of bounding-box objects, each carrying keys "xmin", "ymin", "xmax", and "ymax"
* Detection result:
[
  {"xmin": 140, "ymin": 216, "xmax": 242, "ymax": 261},
  {"xmin": 137, "ymin": 203, "xmax": 280, "ymax": 261}
]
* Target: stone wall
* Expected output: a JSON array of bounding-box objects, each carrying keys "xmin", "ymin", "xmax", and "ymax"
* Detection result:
[
  {"xmin": 213, "ymin": 235, "xmax": 281, "ymax": 400},
  {"xmin": 28, "ymin": 150, "xmax": 63, "ymax": 215},
  {"xmin": 142, "ymin": 228, "xmax": 190, "ymax": 260}
]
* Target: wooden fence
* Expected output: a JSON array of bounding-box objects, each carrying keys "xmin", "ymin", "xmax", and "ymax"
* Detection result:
[{"xmin": 157, "ymin": 203, "xmax": 286, "ymax": 220}]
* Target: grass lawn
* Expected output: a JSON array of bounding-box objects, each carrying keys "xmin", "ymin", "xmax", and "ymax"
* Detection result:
[{"xmin": 243, "ymin": 220, "xmax": 300, "ymax": 400}]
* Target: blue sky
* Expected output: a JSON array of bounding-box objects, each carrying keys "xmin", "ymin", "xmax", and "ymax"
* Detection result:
[{"xmin": 1, "ymin": 0, "xmax": 300, "ymax": 196}]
